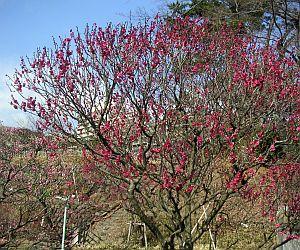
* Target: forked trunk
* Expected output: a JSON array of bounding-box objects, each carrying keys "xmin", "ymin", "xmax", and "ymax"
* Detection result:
[
  {"xmin": 180, "ymin": 241, "xmax": 193, "ymax": 250},
  {"xmin": 162, "ymin": 235, "xmax": 175, "ymax": 250},
  {"xmin": 162, "ymin": 238, "xmax": 194, "ymax": 250}
]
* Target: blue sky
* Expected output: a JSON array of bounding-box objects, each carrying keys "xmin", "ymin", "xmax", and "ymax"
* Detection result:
[{"xmin": 0, "ymin": 0, "xmax": 163, "ymax": 127}]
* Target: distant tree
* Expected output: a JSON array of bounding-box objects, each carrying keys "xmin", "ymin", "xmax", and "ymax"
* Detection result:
[
  {"xmin": 0, "ymin": 126, "xmax": 115, "ymax": 248},
  {"xmin": 0, "ymin": 126, "xmax": 41, "ymax": 247},
  {"xmin": 9, "ymin": 17, "xmax": 299, "ymax": 249},
  {"xmin": 167, "ymin": 0, "xmax": 300, "ymax": 62}
]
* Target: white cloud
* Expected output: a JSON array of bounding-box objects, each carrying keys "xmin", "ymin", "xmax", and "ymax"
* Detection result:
[{"xmin": 0, "ymin": 58, "xmax": 30, "ymax": 128}]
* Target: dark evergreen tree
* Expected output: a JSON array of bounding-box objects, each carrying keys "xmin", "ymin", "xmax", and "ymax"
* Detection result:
[{"xmin": 167, "ymin": 0, "xmax": 299, "ymax": 62}]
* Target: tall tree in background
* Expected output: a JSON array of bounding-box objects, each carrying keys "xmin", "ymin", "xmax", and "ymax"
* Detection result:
[{"xmin": 167, "ymin": 0, "xmax": 299, "ymax": 62}]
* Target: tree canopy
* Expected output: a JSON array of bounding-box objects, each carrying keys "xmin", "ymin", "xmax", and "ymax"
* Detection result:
[{"xmin": 8, "ymin": 16, "xmax": 300, "ymax": 249}]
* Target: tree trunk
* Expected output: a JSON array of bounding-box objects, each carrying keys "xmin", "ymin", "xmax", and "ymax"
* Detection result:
[
  {"xmin": 162, "ymin": 237, "xmax": 175, "ymax": 250},
  {"xmin": 180, "ymin": 240, "xmax": 193, "ymax": 250},
  {"xmin": 162, "ymin": 238, "xmax": 194, "ymax": 250}
]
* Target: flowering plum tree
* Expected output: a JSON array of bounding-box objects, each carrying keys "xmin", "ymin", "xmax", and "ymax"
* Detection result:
[
  {"xmin": 9, "ymin": 17, "xmax": 299, "ymax": 249},
  {"xmin": 0, "ymin": 126, "xmax": 42, "ymax": 247},
  {"xmin": 0, "ymin": 126, "xmax": 114, "ymax": 248}
]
